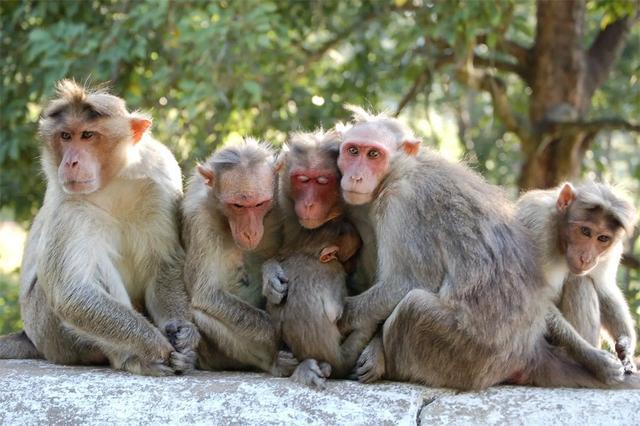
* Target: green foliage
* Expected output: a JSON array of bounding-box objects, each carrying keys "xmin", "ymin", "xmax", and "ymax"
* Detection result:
[{"xmin": 0, "ymin": 270, "xmax": 22, "ymax": 334}]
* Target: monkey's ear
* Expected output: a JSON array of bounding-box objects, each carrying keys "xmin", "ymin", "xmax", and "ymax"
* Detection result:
[
  {"xmin": 401, "ymin": 139, "xmax": 421, "ymax": 156},
  {"xmin": 130, "ymin": 118, "xmax": 151, "ymax": 143},
  {"xmin": 319, "ymin": 245, "xmax": 339, "ymax": 263},
  {"xmin": 274, "ymin": 146, "xmax": 289, "ymax": 173},
  {"xmin": 197, "ymin": 165, "xmax": 215, "ymax": 187},
  {"xmin": 556, "ymin": 183, "xmax": 575, "ymax": 213}
]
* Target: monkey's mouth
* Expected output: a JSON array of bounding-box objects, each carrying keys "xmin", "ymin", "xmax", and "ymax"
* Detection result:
[
  {"xmin": 63, "ymin": 179, "xmax": 98, "ymax": 194},
  {"xmin": 342, "ymin": 190, "xmax": 373, "ymax": 205}
]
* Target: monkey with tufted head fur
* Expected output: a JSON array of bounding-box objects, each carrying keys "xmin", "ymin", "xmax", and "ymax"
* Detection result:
[
  {"xmin": 335, "ymin": 105, "xmax": 639, "ymax": 390},
  {"xmin": 517, "ymin": 181, "xmax": 638, "ymax": 374},
  {"xmin": 182, "ymin": 139, "xmax": 297, "ymax": 375},
  {"xmin": 0, "ymin": 80, "xmax": 199, "ymax": 375},
  {"xmin": 262, "ymin": 130, "xmax": 364, "ymax": 388}
]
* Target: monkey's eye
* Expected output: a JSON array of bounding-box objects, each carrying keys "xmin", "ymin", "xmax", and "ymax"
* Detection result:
[
  {"xmin": 232, "ymin": 203, "xmax": 244, "ymax": 209},
  {"xmin": 367, "ymin": 149, "xmax": 380, "ymax": 159},
  {"xmin": 347, "ymin": 146, "xmax": 359, "ymax": 156},
  {"xmin": 316, "ymin": 176, "xmax": 329, "ymax": 185},
  {"xmin": 81, "ymin": 131, "xmax": 94, "ymax": 139},
  {"xmin": 597, "ymin": 235, "xmax": 610, "ymax": 243},
  {"xmin": 297, "ymin": 175, "xmax": 310, "ymax": 183},
  {"xmin": 255, "ymin": 201, "xmax": 267, "ymax": 207},
  {"xmin": 61, "ymin": 132, "xmax": 71, "ymax": 140},
  {"xmin": 580, "ymin": 226, "xmax": 592, "ymax": 237}
]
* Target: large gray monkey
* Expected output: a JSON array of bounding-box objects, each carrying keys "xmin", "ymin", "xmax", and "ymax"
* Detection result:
[
  {"xmin": 335, "ymin": 106, "xmax": 639, "ymax": 390},
  {"xmin": 0, "ymin": 80, "xmax": 199, "ymax": 375}
]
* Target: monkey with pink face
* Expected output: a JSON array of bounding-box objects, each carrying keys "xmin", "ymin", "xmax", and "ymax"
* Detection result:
[{"xmin": 335, "ymin": 106, "xmax": 639, "ymax": 389}]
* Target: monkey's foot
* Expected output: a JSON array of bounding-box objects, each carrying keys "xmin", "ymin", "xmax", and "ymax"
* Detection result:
[
  {"xmin": 583, "ymin": 348, "xmax": 625, "ymax": 384},
  {"xmin": 262, "ymin": 260, "xmax": 289, "ymax": 305},
  {"xmin": 119, "ymin": 355, "xmax": 175, "ymax": 377},
  {"xmin": 169, "ymin": 350, "xmax": 197, "ymax": 374},
  {"xmin": 355, "ymin": 338, "xmax": 386, "ymax": 383},
  {"xmin": 164, "ymin": 319, "xmax": 201, "ymax": 353},
  {"xmin": 290, "ymin": 359, "xmax": 332, "ymax": 389},
  {"xmin": 270, "ymin": 350, "xmax": 299, "ymax": 377}
]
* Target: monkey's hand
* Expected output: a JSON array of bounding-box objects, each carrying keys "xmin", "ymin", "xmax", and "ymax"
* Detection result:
[
  {"xmin": 615, "ymin": 336, "xmax": 637, "ymax": 374},
  {"xmin": 262, "ymin": 259, "xmax": 289, "ymax": 305},
  {"xmin": 164, "ymin": 319, "xmax": 201, "ymax": 374},
  {"xmin": 270, "ymin": 350, "xmax": 299, "ymax": 377},
  {"xmin": 164, "ymin": 319, "xmax": 201, "ymax": 353}
]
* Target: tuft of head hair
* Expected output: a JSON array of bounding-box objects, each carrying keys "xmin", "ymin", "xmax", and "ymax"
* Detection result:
[
  {"xmin": 573, "ymin": 181, "xmax": 638, "ymax": 235},
  {"xmin": 206, "ymin": 137, "xmax": 275, "ymax": 174},
  {"xmin": 342, "ymin": 104, "xmax": 417, "ymax": 145},
  {"xmin": 287, "ymin": 128, "xmax": 341, "ymax": 158},
  {"xmin": 42, "ymin": 79, "xmax": 128, "ymax": 120}
]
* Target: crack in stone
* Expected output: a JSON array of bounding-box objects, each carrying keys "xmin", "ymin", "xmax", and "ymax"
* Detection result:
[{"xmin": 415, "ymin": 396, "xmax": 438, "ymax": 426}]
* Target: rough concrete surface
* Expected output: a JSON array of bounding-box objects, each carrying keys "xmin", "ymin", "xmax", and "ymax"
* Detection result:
[{"xmin": 0, "ymin": 360, "xmax": 638, "ymax": 425}]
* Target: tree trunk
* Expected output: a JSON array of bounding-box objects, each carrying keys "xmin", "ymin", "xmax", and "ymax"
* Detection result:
[{"xmin": 518, "ymin": 0, "xmax": 633, "ymax": 190}]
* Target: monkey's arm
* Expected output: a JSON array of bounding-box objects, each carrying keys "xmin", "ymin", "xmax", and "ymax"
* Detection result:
[
  {"xmin": 546, "ymin": 305, "xmax": 624, "ymax": 383},
  {"xmin": 594, "ymin": 276, "xmax": 637, "ymax": 372},
  {"xmin": 145, "ymin": 249, "xmax": 200, "ymax": 357}
]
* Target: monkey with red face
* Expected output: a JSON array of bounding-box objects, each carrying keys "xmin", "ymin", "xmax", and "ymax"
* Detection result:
[
  {"xmin": 335, "ymin": 105, "xmax": 638, "ymax": 389},
  {"xmin": 0, "ymin": 80, "xmax": 199, "ymax": 375},
  {"xmin": 518, "ymin": 182, "xmax": 638, "ymax": 374}
]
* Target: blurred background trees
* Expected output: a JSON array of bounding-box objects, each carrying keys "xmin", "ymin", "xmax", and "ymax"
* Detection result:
[{"xmin": 1, "ymin": 0, "xmax": 639, "ymax": 341}]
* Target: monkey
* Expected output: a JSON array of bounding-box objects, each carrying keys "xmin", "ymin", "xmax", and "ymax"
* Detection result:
[
  {"xmin": 517, "ymin": 181, "xmax": 638, "ymax": 374},
  {"xmin": 0, "ymin": 80, "xmax": 199, "ymax": 376},
  {"xmin": 181, "ymin": 139, "xmax": 297, "ymax": 376},
  {"xmin": 261, "ymin": 130, "xmax": 363, "ymax": 387},
  {"xmin": 267, "ymin": 219, "xmax": 362, "ymax": 388},
  {"xmin": 333, "ymin": 105, "xmax": 639, "ymax": 390}
]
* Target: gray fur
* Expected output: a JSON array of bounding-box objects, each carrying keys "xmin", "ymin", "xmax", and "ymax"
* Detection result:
[
  {"xmin": 338, "ymin": 111, "xmax": 639, "ymax": 390},
  {"xmin": 517, "ymin": 181, "xmax": 638, "ymax": 376},
  {"xmin": 182, "ymin": 141, "xmax": 296, "ymax": 376}
]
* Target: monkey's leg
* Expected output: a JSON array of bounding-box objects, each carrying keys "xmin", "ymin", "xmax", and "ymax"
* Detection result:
[
  {"xmin": 379, "ymin": 289, "xmax": 501, "ymax": 389},
  {"xmin": 560, "ymin": 276, "xmax": 601, "ymax": 347},
  {"xmin": 21, "ymin": 282, "xmax": 106, "ymax": 365},
  {"xmin": 546, "ymin": 305, "xmax": 624, "ymax": 384}
]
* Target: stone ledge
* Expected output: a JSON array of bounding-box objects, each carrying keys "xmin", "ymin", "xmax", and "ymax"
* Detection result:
[{"xmin": 0, "ymin": 360, "xmax": 638, "ymax": 425}]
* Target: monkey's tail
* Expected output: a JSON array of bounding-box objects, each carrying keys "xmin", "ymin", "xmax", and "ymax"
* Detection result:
[
  {"xmin": 0, "ymin": 331, "xmax": 42, "ymax": 359},
  {"xmin": 530, "ymin": 340, "xmax": 640, "ymax": 389}
]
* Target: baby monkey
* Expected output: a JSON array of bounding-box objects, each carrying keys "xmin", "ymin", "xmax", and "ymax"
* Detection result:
[
  {"xmin": 518, "ymin": 181, "xmax": 638, "ymax": 375},
  {"xmin": 266, "ymin": 220, "xmax": 361, "ymax": 388}
]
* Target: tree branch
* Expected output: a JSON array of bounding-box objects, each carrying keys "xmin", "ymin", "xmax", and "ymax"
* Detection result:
[
  {"xmin": 622, "ymin": 253, "xmax": 640, "ymax": 270},
  {"xmin": 476, "ymin": 34, "xmax": 532, "ymax": 69},
  {"xmin": 546, "ymin": 117, "xmax": 640, "ymax": 135},
  {"xmin": 586, "ymin": 16, "xmax": 634, "ymax": 96},
  {"xmin": 456, "ymin": 65, "xmax": 533, "ymax": 149},
  {"xmin": 395, "ymin": 66, "xmax": 432, "ymax": 116}
]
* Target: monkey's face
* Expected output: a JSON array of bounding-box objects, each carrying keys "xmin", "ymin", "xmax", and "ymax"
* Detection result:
[
  {"xmin": 563, "ymin": 218, "xmax": 619, "ymax": 275},
  {"xmin": 338, "ymin": 126, "xmax": 419, "ymax": 205},
  {"xmin": 217, "ymin": 164, "xmax": 275, "ymax": 250},
  {"xmin": 289, "ymin": 167, "xmax": 341, "ymax": 229},
  {"xmin": 41, "ymin": 106, "xmax": 149, "ymax": 195}
]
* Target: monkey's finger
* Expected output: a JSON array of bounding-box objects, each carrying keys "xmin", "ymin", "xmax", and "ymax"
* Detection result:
[
  {"xmin": 311, "ymin": 375, "xmax": 327, "ymax": 389},
  {"xmin": 319, "ymin": 362, "xmax": 332, "ymax": 378},
  {"xmin": 276, "ymin": 272, "xmax": 289, "ymax": 283}
]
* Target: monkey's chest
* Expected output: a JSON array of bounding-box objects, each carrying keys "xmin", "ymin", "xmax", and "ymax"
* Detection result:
[{"xmin": 544, "ymin": 261, "xmax": 569, "ymax": 303}]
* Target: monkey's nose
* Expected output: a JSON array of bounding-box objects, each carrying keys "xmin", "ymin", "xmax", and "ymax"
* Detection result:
[
  {"xmin": 350, "ymin": 175, "xmax": 363, "ymax": 183},
  {"xmin": 66, "ymin": 160, "xmax": 79, "ymax": 168}
]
